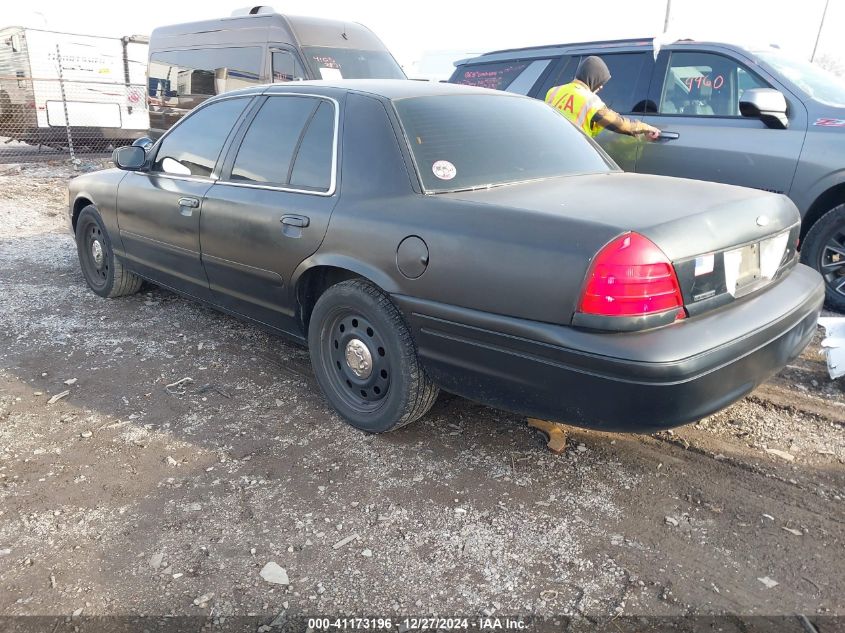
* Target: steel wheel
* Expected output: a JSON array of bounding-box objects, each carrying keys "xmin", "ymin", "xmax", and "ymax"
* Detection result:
[
  {"xmin": 78, "ymin": 216, "xmax": 110, "ymax": 292},
  {"xmin": 320, "ymin": 310, "xmax": 391, "ymax": 414}
]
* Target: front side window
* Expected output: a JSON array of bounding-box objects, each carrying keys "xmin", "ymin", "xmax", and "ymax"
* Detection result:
[
  {"xmin": 659, "ymin": 52, "xmax": 768, "ymax": 116},
  {"xmin": 272, "ymin": 50, "xmax": 306, "ymax": 82},
  {"xmin": 395, "ymin": 94, "xmax": 613, "ymax": 193},
  {"xmin": 230, "ymin": 96, "xmax": 335, "ymax": 192},
  {"xmin": 301, "ymin": 46, "xmax": 404, "ymax": 80},
  {"xmin": 152, "ymin": 97, "xmax": 249, "ymax": 177},
  {"xmin": 148, "ymin": 47, "xmax": 263, "ymax": 100}
]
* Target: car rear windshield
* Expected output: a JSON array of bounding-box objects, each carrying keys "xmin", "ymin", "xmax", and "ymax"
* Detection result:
[
  {"xmin": 393, "ymin": 94, "xmax": 614, "ymax": 193},
  {"xmin": 301, "ymin": 46, "xmax": 405, "ymax": 79}
]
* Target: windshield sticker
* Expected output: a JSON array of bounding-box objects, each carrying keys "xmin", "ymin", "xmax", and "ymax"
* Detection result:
[
  {"xmin": 319, "ymin": 67, "xmax": 343, "ymax": 80},
  {"xmin": 813, "ymin": 117, "xmax": 845, "ymax": 127},
  {"xmin": 432, "ymin": 160, "xmax": 456, "ymax": 181}
]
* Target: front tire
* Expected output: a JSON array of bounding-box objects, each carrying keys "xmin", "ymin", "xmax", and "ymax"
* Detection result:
[
  {"xmin": 75, "ymin": 205, "xmax": 142, "ymax": 298},
  {"xmin": 308, "ymin": 279, "xmax": 439, "ymax": 432},
  {"xmin": 800, "ymin": 204, "xmax": 845, "ymax": 312}
]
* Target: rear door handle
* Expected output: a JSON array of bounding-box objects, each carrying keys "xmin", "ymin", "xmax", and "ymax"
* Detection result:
[
  {"xmin": 281, "ymin": 214, "xmax": 310, "ymax": 228},
  {"xmin": 656, "ymin": 131, "xmax": 680, "ymax": 141}
]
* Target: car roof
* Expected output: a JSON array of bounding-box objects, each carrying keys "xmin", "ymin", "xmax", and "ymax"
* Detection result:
[
  {"xmin": 457, "ymin": 38, "xmax": 752, "ymax": 65},
  {"xmin": 223, "ymin": 79, "xmax": 513, "ymax": 100}
]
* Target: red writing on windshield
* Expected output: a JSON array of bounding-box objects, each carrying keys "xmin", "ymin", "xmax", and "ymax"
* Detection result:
[{"xmin": 684, "ymin": 74, "xmax": 724, "ymax": 91}]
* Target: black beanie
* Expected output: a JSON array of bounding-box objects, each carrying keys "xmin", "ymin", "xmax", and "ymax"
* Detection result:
[{"xmin": 575, "ymin": 56, "xmax": 611, "ymax": 91}]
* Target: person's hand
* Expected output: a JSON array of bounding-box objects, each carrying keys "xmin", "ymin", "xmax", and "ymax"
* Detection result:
[{"xmin": 642, "ymin": 125, "xmax": 661, "ymax": 141}]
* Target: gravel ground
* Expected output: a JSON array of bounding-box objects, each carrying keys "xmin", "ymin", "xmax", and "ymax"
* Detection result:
[{"xmin": 0, "ymin": 161, "xmax": 843, "ymax": 631}]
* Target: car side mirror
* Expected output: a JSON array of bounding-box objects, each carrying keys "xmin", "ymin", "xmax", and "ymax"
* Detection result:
[
  {"xmin": 132, "ymin": 136, "xmax": 154, "ymax": 151},
  {"xmin": 113, "ymin": 145, "xmax": 146, "ymax": 171},
  {"xmin": 739, "ymin": 88, "xmax": 788, "ymax": 130}
]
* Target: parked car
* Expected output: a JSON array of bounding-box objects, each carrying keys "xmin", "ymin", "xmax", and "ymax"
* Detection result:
[
  {"xmin": 0, "ymin": 27, "xmax": 148, "ymax": 147},
  {"xmin": 67, "ymin": 81, "xmax": 823, "ymax": 433},
  {"xmin": 147, "ymin": 5, "xmax": 405, "ymax": 137},
  {"xmin": 449, "ymin": 38, "xmax": 845, "ymax": 311}
]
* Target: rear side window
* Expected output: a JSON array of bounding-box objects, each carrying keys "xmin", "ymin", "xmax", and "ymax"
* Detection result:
[
  {"xmin": 148, "ymin": 47, "xmax": 263, "ymax": 99},
  {"xmin": 231, "ymin": 97, "xmax": 317, "ymax": 185},
  {"xmin": 153, "ymin": 97, "xmax": 249, "ymax": 177},
  {"xmin": 289, "ymin": 101, "xmax": 334, "ymax": 191},
  {"xmin": 591, "ymin": 53, "xmax": 650, "ymax": 113},
  {"xmin": 451, "ymin": 61, "xmax": 532, "ymax": 91},
  {"xmin": 543, "ymin": 53, "xmax": 650, "ymax": 113},
  {"xmin": 230, "ymin": 96, "xmax": 335, "ymax": 192}
]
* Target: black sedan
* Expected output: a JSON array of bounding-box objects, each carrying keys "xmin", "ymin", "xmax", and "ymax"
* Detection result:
[{"xmin": 67, "ymin": 81, "xmax": 824, "ymax": 433}]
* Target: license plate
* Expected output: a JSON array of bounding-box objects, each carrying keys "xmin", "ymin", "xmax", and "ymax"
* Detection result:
[{"xmin": 724, "ymin": 243, "xmax": 761, "ymax": 297}]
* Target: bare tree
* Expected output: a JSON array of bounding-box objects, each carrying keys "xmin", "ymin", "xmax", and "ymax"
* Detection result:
[{"xmin": 815, "ymin": 53, "xmax": 845, "ymax": 77}]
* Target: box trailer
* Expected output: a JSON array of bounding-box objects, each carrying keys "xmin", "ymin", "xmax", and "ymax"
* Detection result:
[{"xmin": 0, "ymin": 27, "xmax": 149, "ymax": 148}]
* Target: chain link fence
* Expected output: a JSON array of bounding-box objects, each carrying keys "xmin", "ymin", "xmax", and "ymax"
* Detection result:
[{"xmin": 0, "ymin": 74, "xmax": 147, "ymax": 162}]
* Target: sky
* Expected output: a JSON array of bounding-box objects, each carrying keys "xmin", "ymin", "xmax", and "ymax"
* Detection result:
[{"xmin": 5, "ymin": 0, "xmax": 843, "ymax": 77}]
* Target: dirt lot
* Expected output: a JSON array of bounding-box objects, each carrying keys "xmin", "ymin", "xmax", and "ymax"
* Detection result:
[{"xmin": 0, "ymin": 161, "xmax": 843, "ymax": 631}]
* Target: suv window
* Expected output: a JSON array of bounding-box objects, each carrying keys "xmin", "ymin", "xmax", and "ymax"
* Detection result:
[
  {"xmin": 148, "ymin": 47, "xmax": 263, "ymax": 100},
  {"xmin": 153, "ymin": 97, "xmax": 249, "ymax": 177},
  {"xmin": 451, "ymin": 61, "xmax": 532, "ymax": 91},
  {"xmin": 660, "ymin": 51, "xmax": 769, "ymax": 116},
  {"xmin": 589, "ymin": 53, "xmax": 650, "ymax": 113},
  {"xmin": 230, "ymin": 96, "xmax": 335, "ymax": 192},
  {"xmin": 544, "ymin": 53, "xmax": 650, "ymax": 113},
  {"xmin": 272, "ymin": 50, "xmax": 306, "ymax": 82}
]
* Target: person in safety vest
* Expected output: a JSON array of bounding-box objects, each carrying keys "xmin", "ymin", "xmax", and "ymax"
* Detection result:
[{"xmin": 545, "ymin": 56, "xmax": 660, "ymax": 140}]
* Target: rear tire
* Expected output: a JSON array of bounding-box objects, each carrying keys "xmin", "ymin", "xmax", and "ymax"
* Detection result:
[
  {"xmin": 75, "ymin": 205, "xmax": 142, "ymax": 298},
  {"xmin": 308, "ymin": 279, "xmax": 439, "ymax": 432},
  {"xmin": 800, "ymin": 204, "xmax": 845, "ymax": 312}
]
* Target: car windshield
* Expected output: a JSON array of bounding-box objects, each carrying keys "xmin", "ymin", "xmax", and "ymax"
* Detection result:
[
  {"xmin": 393, "ymin": 94, "xmax": 614, "ymax": 193},
  {"xmin": 756, "ymin": 51, "xmax": 845, "ymax": 107},
  {"xmin": 301, "ymin": 46, "xmax": 405, "ymax": 79}
]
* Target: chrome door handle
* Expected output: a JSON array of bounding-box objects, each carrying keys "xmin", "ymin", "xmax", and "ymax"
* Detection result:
[
  {"xmin": 178, "ymin": 197, "xmax": 200, "ymax": 208},
  {"xmin": 281, "ymin": 215, "xmax": 310, "ymax": 228}
]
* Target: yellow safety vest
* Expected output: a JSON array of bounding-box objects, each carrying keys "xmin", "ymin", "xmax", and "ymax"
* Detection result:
[{"xmin": 545, "ymin": 81, "xmax": 606, "ymax": 138}]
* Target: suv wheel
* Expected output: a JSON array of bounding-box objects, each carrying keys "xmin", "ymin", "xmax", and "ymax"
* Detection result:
[
  {"xmin": 800, "ymin": 204, "xmax": 845, "ymax": 312},
  {"xmin": 308, "ymin": 279, "xmax": 439, "ymax": 432}
]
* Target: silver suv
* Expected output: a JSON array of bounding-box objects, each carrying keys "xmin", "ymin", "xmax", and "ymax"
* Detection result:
[{"xmin": 450, "ymin": 38, "xmax": 845, "ymax": 311}]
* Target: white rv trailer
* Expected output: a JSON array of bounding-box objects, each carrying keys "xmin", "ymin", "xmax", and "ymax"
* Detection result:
[{"xmin": 0, "ymin": 27, "xmax": 148, "ymax": 147}]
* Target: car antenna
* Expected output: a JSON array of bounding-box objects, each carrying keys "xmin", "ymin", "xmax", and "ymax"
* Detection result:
[{"xmin": 342, "ymin": 23, "xmax": 348, "ymax": 40}]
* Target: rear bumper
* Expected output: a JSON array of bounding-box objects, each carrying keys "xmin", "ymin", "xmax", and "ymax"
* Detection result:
[{"xmin": 393, "ymin": 264, "xmax": 824, "ymax": 432}]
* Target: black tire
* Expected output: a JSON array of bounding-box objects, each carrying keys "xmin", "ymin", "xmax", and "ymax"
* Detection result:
[
  {"xmin": 75, "ymin": 205, "xmax": 143, "ymax": 298},
  {"xmin": 308, "ymin": 279, "xmax": 439, "ymax": 432},
  {"xmin": 800, "ymin": 204, "xmax": 845, "ymax": 312}
]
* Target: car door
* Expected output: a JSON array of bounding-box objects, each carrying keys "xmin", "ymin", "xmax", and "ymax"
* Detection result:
[
  {"xmin": 586, "ymin": 52, "xmax": 655, "ymax": 172},
  {"xmin": 635, "ymin": 49, "xmax": 806, "ymax": 194},
  {"xmin": 270, "ymin": 48, "xmax": 308, "ymax": 82},
  {"xmin": 199, "ymin": 93, "xmax": 339, "ymax": 331},
  {"xmin": 116, "ymin": 96, "xmax": 252, "ymax": 300}
]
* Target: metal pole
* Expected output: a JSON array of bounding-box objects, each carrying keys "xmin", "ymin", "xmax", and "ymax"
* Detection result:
[
  {"xmin": 810, "ymin": 0, "xmax": 829, "ymax": 62},
  {"xmin": 55, "ymin": 44, "xmax": 77, "ymax": 163},
  {"xmin": 663, "ymin": 0, "xmax": 672, "ymax": 33}
]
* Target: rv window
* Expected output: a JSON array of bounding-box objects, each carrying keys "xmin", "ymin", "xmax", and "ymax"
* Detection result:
[
  {"xmin": 272, "ymin": 51, "xmax": 305, "ymax": 82},
  {"xmin": 148, "ymin": 47, "xmax": 263, "ymax": 99},
  {"xmin": 153, "ymin": 97, "xmax": 249, "ymax": 177},
  {"xmin": 230, "ymin": 96, "xmax": 319, "ymax": 186}
]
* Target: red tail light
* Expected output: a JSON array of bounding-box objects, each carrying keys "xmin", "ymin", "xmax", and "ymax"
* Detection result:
[{"xmin": 579, "ymin": 232, "xmax": 685, "ymax": 320}]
